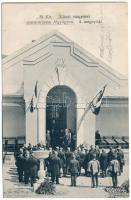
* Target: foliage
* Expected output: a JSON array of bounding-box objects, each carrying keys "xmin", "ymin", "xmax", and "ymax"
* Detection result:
[
  {"xmin": 105, "ymin": 180, "xmax": 129, "ymax": 198},
  {"xmin": 121, "ymin": 180, "xmax": 129, "ymax": 193},
  {"xmin": 35, "ymin": 178, "xmax": 56, "ymax": 195}
]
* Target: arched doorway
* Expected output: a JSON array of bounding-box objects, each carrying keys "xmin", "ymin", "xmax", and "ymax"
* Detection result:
[{"xmin": 46, "ymin": 85, "xmax": 77, "ymax": 149}]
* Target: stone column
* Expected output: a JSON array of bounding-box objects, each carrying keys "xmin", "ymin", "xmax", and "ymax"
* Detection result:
[
  {"xmin": 76, "ymin": 103, "xmax": 96, "ymax": 147},
  {"xmin": 37, "ymin": 105, "xmax": 46, "ymax": 145},
  {"xmin": 25, "ymin": 102, "xmax": 38, "ymax": 145},
  {"xmin": 83, "ymin": 109, "xmax": 96, "ymax": 146},
  {"xmin": 76, "ymin": 103, "xmax": 85, "ymax": 146}
]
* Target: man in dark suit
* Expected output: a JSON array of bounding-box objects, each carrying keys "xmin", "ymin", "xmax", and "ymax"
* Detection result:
[
  {"xmin": 58, "ymin": 147, "xmax": 66, "ymax": 177},
  {"xmin": 89, "ymin": 145, "xmax": 96, "ymax": 161},
  {"xmin": 69, "ymin": 154, "xmax": 79, "ymax": 187},
  {"xmin": 23, "ymin": 150, "xmax": 31, "ymax": 185},
  {"xmin": 23, "ymin": 150, "xmax": 40, "ymax": 187},
  {"xmin": 100, "ymin": 149, "xmax": 108, "ymax": 177},
  {"xmin": 83, "ymin": 148, "xmax": 90, "ymax": 176},
  {"xmin": 50, "ymin": 151, "xmax": 61, "ymax": 184},
  {"xmin": 28, "ymin": 154, "xmax": 40, "ymax": 187},
  {"xmin": 65, "ymin": 147, "xmax": 73, "ymax": 175},
  {"xmin": 44, "ymin": 152, "xmax": 53, "ymax": 177},
  {"xmin": 95, "ymin": 130, "xmax": 101, "ymax": 145},
  {"xmin": 107, "ymin": 146, "xmax": 115, "ymax": 164},
  {"xmin": 15, "ymin": 151, "xmax": 25, "ymax": 182}
]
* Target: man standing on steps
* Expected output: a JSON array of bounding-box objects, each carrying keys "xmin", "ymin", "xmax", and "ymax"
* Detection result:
[{"xmin": 69, "ymin": 154, "xmax": 79, "ymax": 187}]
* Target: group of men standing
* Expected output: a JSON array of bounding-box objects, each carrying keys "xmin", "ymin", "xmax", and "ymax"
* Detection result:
[
  {"xmin": 44, "ymin": 145, "xmax": 125, "ymax": 188},
  {"xmin": 15, "ymin": 146, "xmax": 40, "ymax": 187},
  {"xmin": 14, "ymin": 143, "xmax": 125, "ymax": 189},
  {"xmin": 46, "ymin": 129, "xmax": 73, "ymax": 150}
]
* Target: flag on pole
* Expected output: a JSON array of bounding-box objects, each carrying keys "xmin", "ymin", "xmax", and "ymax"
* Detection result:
[
  {"xmin": 30, "ymin": 81, "xmax": 38, "ymax": 112},
  {"xmin": 77, "ymin": 84, "xmax": 107, "ymax": 131},
  {"xmin": 90, "ymin": 84, "xmax": 107, "ymax": 115}
]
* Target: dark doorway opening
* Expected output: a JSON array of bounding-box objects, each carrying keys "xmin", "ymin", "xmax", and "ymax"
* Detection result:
[{"xmin": 46, "ymin": 85, "xmax": 77, "ymax": 149}]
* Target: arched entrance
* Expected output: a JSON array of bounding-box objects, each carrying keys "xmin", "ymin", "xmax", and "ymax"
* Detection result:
[{"xmin": 46, "ymin": 85, "xmax": 77, "ymax": 149}]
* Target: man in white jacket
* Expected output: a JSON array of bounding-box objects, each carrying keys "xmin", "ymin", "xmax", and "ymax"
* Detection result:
[{"xmin": 88, "ymin": 154, "xmax": 100, "ymax": 188}]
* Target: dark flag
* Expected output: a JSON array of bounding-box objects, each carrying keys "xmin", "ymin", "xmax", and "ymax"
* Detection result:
[
  {"xmin": 30, "ymin": 98, "xmax": 34, "ymax": 112},
  {"xmin": 90, "ymin": 84, "xmax": 107, "ymax": 115},
  {"xmin": 30, "ymin": 81, "xmax": 38, "ymax": 112}
]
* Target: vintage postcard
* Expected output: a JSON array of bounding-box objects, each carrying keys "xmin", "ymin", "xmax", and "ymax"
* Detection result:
[{"xmin": 2, "ymin": 2, "xmax": 129, "ymax": 198}]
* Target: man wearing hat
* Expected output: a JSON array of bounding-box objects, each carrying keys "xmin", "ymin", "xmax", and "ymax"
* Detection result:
[{"xmin": 88, "ymin": 154, "xmax": 100, "ymax": 188}]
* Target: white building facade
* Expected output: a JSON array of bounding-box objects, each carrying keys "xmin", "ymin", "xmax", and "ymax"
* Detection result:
[{"xmin": 2, "ymin": 31, "xmax": 128, "ymax": 147}]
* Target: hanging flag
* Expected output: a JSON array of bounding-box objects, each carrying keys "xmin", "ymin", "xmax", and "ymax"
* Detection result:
[
  {"xmin": 30, "ymin": 81, "xmax": 38, "ymax": 112},
  {"xmin": 90, "ymin": 84, "xmax": 107, "ymax": 115},
  {"xmin": 77, "ymin": 84, "xmax": 107, "ymax": 131}
]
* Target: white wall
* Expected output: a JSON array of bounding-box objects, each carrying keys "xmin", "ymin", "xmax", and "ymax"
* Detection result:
[
  {"xmin": 3, "ymin": 106, "xmax": 25, "ymax": 138},
  {"xmin": 96, "ymin": 106, "xmax": 129, "ymax": 137}
]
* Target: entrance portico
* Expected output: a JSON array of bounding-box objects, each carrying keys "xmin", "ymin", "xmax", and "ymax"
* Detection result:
[
  {"xmin": 3, "ymin": 31, "xmax": 128, "ymax": 147},
  {"xmin": 25, "ymin": 81, "xmax": 96, "ymax": 147}
]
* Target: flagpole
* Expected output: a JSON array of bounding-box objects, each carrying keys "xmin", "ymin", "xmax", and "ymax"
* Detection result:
[
  {"xmin": 77, "ymin": 103, "xmax": 91, "ymax": 132},
  {"xmin": 37, "ymin": 108, "xmax": 39, "ymax": 144},
  {"xmin": 86, "ymin": 84, "xmax": 107, "ymax": 107}
]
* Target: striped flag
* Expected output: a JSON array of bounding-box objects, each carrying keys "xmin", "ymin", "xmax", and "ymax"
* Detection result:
[
  {"xmin": 90, "ymin": 84, "xmax": 107, "ymax": 115},
  {"xmin": 77, "ymin": 84, "xmax": 107, "ymax": 131}
]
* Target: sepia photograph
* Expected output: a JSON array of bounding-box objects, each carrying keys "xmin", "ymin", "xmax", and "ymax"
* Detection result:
[{"xmin": 2, "ymin": 2, "xmax": 129, "ymax": 198}]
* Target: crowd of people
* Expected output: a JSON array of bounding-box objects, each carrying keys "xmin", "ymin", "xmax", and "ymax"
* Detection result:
[{"xmin": 14, "ymin": 143, "xmax": 125, "ymax": 189}]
